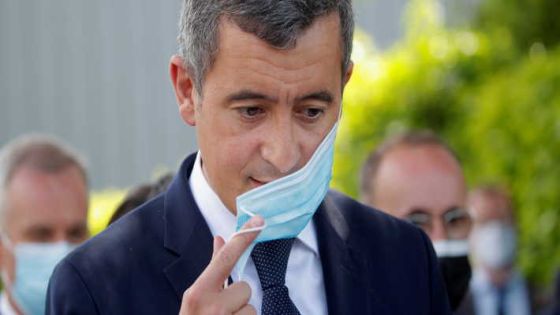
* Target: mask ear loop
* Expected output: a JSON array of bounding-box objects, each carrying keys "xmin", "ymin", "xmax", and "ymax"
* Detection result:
[{"xmin": 224, "ymin": 208, "xmax": 267, "ymax": 289}]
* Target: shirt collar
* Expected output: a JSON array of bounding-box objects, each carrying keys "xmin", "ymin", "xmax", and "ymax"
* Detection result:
[
  {"xmin": 0, "ymin": 292, "xmax": 19, "ymax": 315},
  {"xmin": 471, "ymin": 267, "xmax": 523, "ymax": 293},
  {"xmin": 188, "ymin": 151, "xmax": 319, "ymax": 256}
]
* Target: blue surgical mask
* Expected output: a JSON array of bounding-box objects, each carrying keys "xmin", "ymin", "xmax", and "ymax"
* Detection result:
[
  {"xmin": 2, "ymin": 239, "xmax": 76, "ymax": 315},
  {"xmin": 231, "ymin": 121, "xmax": 338, "ymax": 281}
]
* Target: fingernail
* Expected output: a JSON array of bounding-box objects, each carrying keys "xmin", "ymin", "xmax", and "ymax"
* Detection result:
[{"xmin": 248, "ymin": 215, "xmax": 264, "ymax": 227}]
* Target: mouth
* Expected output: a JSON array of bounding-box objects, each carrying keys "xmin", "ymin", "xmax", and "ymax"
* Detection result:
[{"xmin": 249, "ymin": 177, "xmax": 269, "ymax": 187}]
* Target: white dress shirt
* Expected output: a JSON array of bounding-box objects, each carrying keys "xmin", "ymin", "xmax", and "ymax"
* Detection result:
[
  {"xmin": 470, "ymin": 268, "xmax": 531, "ymax": 315},
  {"xmin": 0, "ymin": 292, "xmax": 18, "ymax": 315},
  {"xmin": 189, "ymin": 152, "xmax": 328, "ymax": 315}
]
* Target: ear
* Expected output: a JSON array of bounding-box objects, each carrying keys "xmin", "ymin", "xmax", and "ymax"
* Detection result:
[
  {"xmin": 342, "ymin": 61, "xmax": 354, "ymax": 87},
  {"xmin": 170, "ymin": 55, "xmax": 198, "ymax": 126}
]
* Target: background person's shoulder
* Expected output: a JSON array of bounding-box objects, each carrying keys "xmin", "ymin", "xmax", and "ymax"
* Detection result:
[
  {"xmin": 328, "ymin": 189, "xmax": 422, "ymax": 237},
  {"xmin": 47, "ymin": 194, "xmax": 182, "ymax": 314},
  {"xmin": 59, "ymin": 194, "xmax": 168, "ymax": 279}
]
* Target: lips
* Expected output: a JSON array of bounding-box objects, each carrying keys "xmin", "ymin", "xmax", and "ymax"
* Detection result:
[{"xmin": 249, "ymin": 177, "xmax": 269, "ymax": 187}]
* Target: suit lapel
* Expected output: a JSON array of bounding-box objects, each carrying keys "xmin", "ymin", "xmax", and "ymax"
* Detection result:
[
  {"xmin": 162, "ymin": 154, "xmax": 214, "ymax": 299},
  {"xmin": 314, "ymin": 193, "xmax": 390, "ymax": 314}
]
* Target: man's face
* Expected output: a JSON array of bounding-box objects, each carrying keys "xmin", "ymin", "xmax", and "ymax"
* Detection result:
[
  {"xmin": 468, "ymin": 192, "xmax": 512, "ymax": 226},
  {"xmin": 468, "ymin": 192, "xmax": 516, "ymax": 281},
  {"xmin": 0, "ymin": 165, "xmax": 89, "ymax": 284},
  {"xmin": 172, "ymin": 14, "xmax": 351, "ymax": 213},
  {"xmin": 369, "ymin": 145, "xmax": 470, "ymax": 240}
]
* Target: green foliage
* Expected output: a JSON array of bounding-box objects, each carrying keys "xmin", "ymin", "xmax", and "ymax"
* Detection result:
[
  {"xmin": 334, "ymin": 1, "xmax": 513, "ymax": 197},
  {"xmin": 477, "ymin": 0, "xmax": 560, "ymax": 51},
  {"xmin": 334, "ymin": 0, "xmax": 560, "ymax": 286},
  {"xmin": 461, "ymin": 48, "xmax": 560, "ymax": 285}
]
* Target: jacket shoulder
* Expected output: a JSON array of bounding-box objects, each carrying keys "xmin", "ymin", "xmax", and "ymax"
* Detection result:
[
  {"xmin": 72, "ymin": 194, "xmax": 166, "ymax": 261},
  {"xmin": 327, "ymin": 189, "xmax": 422, "ymax": 241},
  {"xmin": 48, "ymin": 195, "xmax": 173, "ymax": 313},
  {"xmin": 326, "ymin": 190, "xmax": 451, "ymax": 314}
]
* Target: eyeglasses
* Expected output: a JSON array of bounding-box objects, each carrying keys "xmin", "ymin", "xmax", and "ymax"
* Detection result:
[{"xmin": 405, "ymin": 207, "xmax": 472, "ymax": 239}]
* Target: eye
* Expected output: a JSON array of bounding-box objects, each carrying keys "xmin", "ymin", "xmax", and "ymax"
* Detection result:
[
  {"xmin": 297, "ymin": 107, "xmax": 325, "ymax": 121},
  {"xmin": 67, "ymin": 225, "xmax": 89, "ymax": 243},
  {"xmin": 406, "ymin": 211, "xmax": 431, "ymax": 230},
  {"xmin": 25, "ymin": 226, "xmax": 54, "ymax": 243},
  {"xmin": 238, "ymin": 106, "xmax": 265, "ymax": 120},
  {"xmin": 444, "ymin": 209, "xmax": 472, "ymax": 235},
  {"xmin": 304, "ymin": 108, "xmax": 323, "ymax": 118},
  {"xmin": 443, "ymin": 208, "xmax": 470, "ymax": 225}
]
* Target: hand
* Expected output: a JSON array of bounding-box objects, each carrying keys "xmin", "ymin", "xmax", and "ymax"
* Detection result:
[{"xmin": 179, "ymin": 215, "xmax": 264, "ymax": 315}]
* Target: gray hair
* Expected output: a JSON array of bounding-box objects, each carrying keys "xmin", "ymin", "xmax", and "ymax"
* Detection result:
[
  {"xmin": 178, "ymin": 0, "xmax": 354, "ymax": 95},
  {"xmin": 0, "ymin": 134, "xmax": 88, "ymax": 230},
  {"xmin": 360, "ymin": 130, "xmax": 460, "ymax": 204}
]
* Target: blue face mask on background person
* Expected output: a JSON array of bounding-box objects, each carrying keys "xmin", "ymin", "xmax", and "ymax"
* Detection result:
[
  {"xmin": 1, "ymin": 238, "xmax": 76, "ymax": 315},
  {"xmin": 230, "ymin": 121, "xmax": 339, "ymax": 282}
]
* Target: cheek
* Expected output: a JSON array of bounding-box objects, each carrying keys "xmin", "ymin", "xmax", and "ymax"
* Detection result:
[
  {"xmin": 299, "ymin": 127, "xmax": 329, "ymax": 159},
  {"xmin": 220, "ymin": 134, "xmax": 262, "ymax": 172},
  {"xmin": 201, "ymin": 130, "xmax": 261, "ymax": 185}
]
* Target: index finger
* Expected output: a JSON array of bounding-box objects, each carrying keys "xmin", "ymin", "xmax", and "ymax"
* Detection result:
[{"xmin": 198, "ymin": 215, "xmax": 264, "ymax": 289}]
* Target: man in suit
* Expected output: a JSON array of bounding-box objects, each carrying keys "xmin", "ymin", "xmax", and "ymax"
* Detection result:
[
  {"xmin": 468, "ymin": 185, "xmax": 531, "ymax": 315},
  {"xmin": 47, "ymin": 1, "xmax": 451, "ymax": 314},
  {"xmin": 0, "ymin": 135, "xmax": 89, "ymax": 315},
  {"xmin": 360, "ymin": 131, "xmax": 474, "ymax": 313}
]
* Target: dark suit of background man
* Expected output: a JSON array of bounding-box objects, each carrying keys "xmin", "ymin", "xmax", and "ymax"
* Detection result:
[{"xmin": 47, "ymin": 1, "xmax": 451, "ymax": 314}]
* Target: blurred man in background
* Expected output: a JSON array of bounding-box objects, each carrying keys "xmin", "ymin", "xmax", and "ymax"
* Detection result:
[
  {"xmin": 540, "ymin": 271, "xmax": 560, "ymax": 315},
  {"xmin": 107, "ymin": 173, "xmax": 173, "ymax": 225},
  {"xmin": 468, "ymin": 185, "xmax": 531, "ymax": 315},
  {"xmin": 361, "ymin": 130, "xmax": 473, "ymax": 313},
  {"xmin": 0, "ymin": 135, "xmax": 89, "ymax": 315}
]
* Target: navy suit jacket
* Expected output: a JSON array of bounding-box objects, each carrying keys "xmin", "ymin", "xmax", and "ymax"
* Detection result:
[{"xmin": 47, "ymin": 153, "xmax": 451, "ymax": 314}]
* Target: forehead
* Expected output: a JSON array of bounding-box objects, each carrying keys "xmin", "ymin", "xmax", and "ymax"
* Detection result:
[
  {"xmin": 468, "ymin": 192, "xmax": 512, "ymax": 223},
  {"xmin": 4, "ymin": 166, "xmax": 88, "ymax": 231},
  {"xmin": 204, "ymin": 14, "xmax": 343, "ymax": 93},
  {"xmin": 374, "ymin": 145, "xmax": 466, "ymax": 216}
]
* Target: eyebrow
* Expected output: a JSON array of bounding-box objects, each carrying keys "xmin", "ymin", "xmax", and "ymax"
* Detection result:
[
  {"xmin": 227, "ymin": 90, "xmax": 276, "ymax": 103},
  {"xmin": 444, "ymin": 206, "xmax": 465, "ymax": 213},
  {"xmin": 24, "ymin": 225, "xmax": 53, "ymax": 237},
  {"xmin": 408, "ymin": 208, "xmax": 430, "ymax": 215},
  {"xmin": 227, "ymin": 89, "xmax": 334, "ymax": 105},
  {"xmin": 296, "ymin": 90, "xmax": 334, "ymax": 104}
]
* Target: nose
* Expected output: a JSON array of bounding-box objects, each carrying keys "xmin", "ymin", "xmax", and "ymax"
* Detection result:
[
  {"xmin": 261, "ymin": 120, "xmax": 301, "ymax": 175},
  {"xmin": 430, "ymin": 217, "xmax": 448, "ymax": 241},
  {"xmin": 54, "ymin": 232, "xmax": 69, "ymax": 243}
]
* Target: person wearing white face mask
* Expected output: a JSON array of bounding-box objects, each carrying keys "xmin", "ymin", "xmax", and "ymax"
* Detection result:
[
  {"xmin": 0, "ymin": 135, "xmax": 89, "ymax": 315},
  {"xmin": 468, "ymin": 185, "xmax": 531, "ymax": 315}
]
